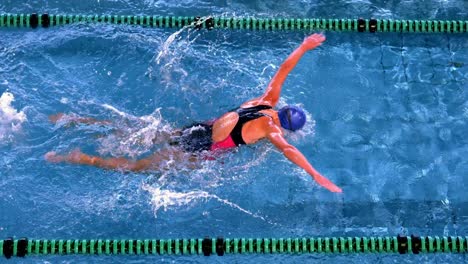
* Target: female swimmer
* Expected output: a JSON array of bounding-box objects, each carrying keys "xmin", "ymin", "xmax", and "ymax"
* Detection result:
[{"xmin": 46, "ymin": 33, "xmax": 342, "ymax": 193}]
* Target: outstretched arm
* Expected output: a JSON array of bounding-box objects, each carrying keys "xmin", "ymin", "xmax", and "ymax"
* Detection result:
[
  {"xmin": 251, "ymin": 34, "xmax": 326, "ymax": 107},
  {"xmin": 266, "ymin": 126, "xmax": 342, "ymax": 193}
]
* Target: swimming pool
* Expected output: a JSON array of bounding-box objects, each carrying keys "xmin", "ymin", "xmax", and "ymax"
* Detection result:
[{"xmin": 1, "ymin": 0, "xmax": 467, "ymax": 262}]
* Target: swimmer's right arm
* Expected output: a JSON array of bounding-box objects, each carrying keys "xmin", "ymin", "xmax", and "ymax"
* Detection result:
[
  {"xmin": 266, "ymin": 126, "xmax": 342, "ymax": 193},
  {"xmin": 256, "ymin": 34, "xmax": 326, "ymax": 107}
]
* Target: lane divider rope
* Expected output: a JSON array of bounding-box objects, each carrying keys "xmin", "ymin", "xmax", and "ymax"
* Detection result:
[
  {"xmin": 2, "ymin": 235, "xmax": 467, "ymax": 258},
  {"xmin": 0, "ymin": 13, "xmax": 467, "ymax": 33}
]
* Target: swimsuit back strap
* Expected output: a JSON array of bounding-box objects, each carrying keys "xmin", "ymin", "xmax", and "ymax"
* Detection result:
[{"xmin": 230, "ymin": 105, "xmax": 272, "ymax": 146}]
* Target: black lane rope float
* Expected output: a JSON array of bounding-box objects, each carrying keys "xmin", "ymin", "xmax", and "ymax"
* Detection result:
[
  {"xmin": 0, "ymin": 13, "xmax": 467, "ymax": 33},
  {"xmin": 2, "ymin": 235, "xmax": 467, "ymax": 258}
]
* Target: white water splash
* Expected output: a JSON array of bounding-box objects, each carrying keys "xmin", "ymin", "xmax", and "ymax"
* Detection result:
[
  {"xmin": 102, "ymin": 103, "xmax": 131, "ymax": 118},
  {"xmin": 98, "ymin": 104, "xmax": 173, "ymax": 158},
  {"xmin": 154, "ymin": 17, "xmax": 212, "ymax": 66},
  {"xmin": 230, "ymin": 144, "xmax": 272, "ymax": 172},
  {"xmin": 0, "ymin": 92, "xmax": 26, "ymax": 142},
  {"xmin": 147, "ymin": 23, "xmax": 203, "ymax": 90},
  {"xmin": 155, "ymin": 27, "xmax": 188, "ymax": 65},
  {"xmin": 149, "ymin": 27, "xmax": 190, "ymax": 85},
  {"xmin": 142, "ymin": 184, "xmax": 271, "ymax": 223}
]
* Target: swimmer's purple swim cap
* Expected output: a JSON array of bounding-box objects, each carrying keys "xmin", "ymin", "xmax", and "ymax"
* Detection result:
[{"xmin": 278, "ymin": 105, "xmax": 306, "ymax": 131}]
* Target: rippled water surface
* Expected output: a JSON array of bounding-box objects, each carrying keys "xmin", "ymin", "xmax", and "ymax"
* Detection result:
[{"xmin": 0, "ymin": 1, "xmax": 467, "ymax": 263}]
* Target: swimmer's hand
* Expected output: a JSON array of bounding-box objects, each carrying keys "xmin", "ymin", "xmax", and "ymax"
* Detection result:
[
  {"xmin": 310, "ymin": 171, "xmax": 342, "ymax": 193},
  {"xmin": 301, "ymin": 33, "xmax": 326, "ymax": 51}
]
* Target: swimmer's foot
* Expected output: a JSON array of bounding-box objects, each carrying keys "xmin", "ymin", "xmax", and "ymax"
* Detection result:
[
  {"xmin": 45, "ymin": 149, "xmax": 84, "ymax": 164},
  {"xmin": 45, "ymin": 151, "xmax": 65, "ymax": 163},
  {"xmin": 48, "ymin": 113, "xmax": 77, "ymax": 127},
  {"xmin": 49, "ymin": 113, "xmax": 65, "ymax": 123},
  {"xmin": 49, "ymin": 112, "xmax": 112, "ymax": 126}
]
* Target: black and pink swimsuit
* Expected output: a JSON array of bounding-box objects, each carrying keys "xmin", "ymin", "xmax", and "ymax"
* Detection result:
[{"xmin": 174, "ymin": 105, "xmax": 272, "ymax": 153}]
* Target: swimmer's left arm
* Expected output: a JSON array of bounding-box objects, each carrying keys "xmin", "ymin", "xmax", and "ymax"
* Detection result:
[{"xmin": 266, "ymin": 127, "xmax": 342, "ymax": 193}]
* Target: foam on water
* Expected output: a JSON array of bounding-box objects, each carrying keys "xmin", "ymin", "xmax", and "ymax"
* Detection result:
[
  {"xmin": 142, "ymin": 183, "xmax": 273, "ymax": 223},
  {"xmin": 0, "ymin": 92, "xmax": 26, "ymax": 143},
  {"xmin": 151, "ymin": 26, "xmax": 200, "ymax": 88},
  {"xmin": 97, "ymin": 104, "xmax": 173, "ymax": 158}
]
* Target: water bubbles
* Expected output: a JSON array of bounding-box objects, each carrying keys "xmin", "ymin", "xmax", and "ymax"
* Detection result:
[
  {"xmin": 394, "ymin": 82, "xmax": 409, "ymax": 90},
  {"xmin": 142, "ymin": 184, "xmax": 270, "ymax": 222},
  {"xmin": 342, "ymin": 133, "xmax": 365, "ymax": 147},
  {"xmin": 97, "ymin": 104, "xmax": 172, "ymax": 158},
  {"xmin": 410, "ymin": 102, "xmax": 430, "ymax": 123},
  {"xmin": 463, "ymin": 106, "xmax": 468, "ymax": 119},
  {"xmin": 60, "ymin": 97, "xmax": 69, "ymax": 104},
  {"xmin": 117, "ymin": 73, "xmax": 127, "ymax": 87},
  {"xmin": 438, "ymin": 128, "xmax": 451, "ymax": 142},
  {"xmin": 0, "ymin": 92, "xmax": 27, "ymax": 143}
]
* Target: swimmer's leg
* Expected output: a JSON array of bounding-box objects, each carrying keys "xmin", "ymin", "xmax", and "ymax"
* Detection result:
[
  {"xmin": 45, "ymin": 147, "xmax": 198, "ymax": 172},
  {"xmin": 49, "ymin": 112, "xmax": 179, "ymax": 145},
  {"xmin": 49, "ymin": 113, "xmax": 111, "ymax": 126}
]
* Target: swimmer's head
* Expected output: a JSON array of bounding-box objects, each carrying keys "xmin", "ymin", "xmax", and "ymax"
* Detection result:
[{"xmin": 278, "ymin": 105, "xmax": 306, "ymax": 131}]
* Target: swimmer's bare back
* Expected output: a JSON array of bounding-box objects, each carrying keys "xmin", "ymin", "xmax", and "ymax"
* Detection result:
[{"xmin": 45, "ymin": 34, "xmax": 342, "ymax": 193}]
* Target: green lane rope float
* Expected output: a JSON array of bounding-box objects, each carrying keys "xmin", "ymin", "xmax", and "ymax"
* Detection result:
[
  {"xmin": 2, "ymin": 235, "xmax": 467, "ymax": 258},
  {"xmin": 0, "ymin": 13, "xmax": 467, "ymax": 33}
]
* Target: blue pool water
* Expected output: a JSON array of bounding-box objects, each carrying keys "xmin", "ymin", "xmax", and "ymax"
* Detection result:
[{"xmin": 1, "ymin": 0, "xmax": 467, "ymax": 263}]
